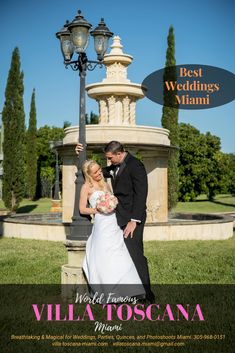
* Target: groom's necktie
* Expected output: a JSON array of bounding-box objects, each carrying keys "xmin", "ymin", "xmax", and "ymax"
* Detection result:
[{"xmin": 113, "ymin": 164, "xmax": 121, "ymax": 179}]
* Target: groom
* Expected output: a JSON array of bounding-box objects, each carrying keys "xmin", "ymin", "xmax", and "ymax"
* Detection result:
[{"xmin": 76, "ymin": 140, "xmax": 155, "ymax": 303}]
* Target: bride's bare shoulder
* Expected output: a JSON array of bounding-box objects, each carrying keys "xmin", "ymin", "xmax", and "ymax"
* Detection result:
[
  {"xmin": 82, "ymin": 182, "xmax": 94, "ymax": 195},
  {"xmin": 81, "ymin": 182, "xmax": 91, "ymax": 192}
]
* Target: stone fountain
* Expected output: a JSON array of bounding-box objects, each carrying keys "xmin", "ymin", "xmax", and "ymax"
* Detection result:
[{"xmin": 61, "ymin": 36, "xmax": 171, "ymax": 232}]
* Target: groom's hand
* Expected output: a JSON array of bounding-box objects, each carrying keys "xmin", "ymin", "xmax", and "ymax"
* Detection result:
[{"xmin": 123, "ymin": 221, "xmax": 137, "ymax": 238}]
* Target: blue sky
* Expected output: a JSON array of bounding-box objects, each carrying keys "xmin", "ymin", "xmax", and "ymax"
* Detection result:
[{"xmin": 0, "ymin": 0, "xmax": 234, "ymax": 152}]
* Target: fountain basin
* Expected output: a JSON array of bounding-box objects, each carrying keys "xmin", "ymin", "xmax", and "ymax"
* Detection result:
[
  {"xmin": 144, "ymin": 213, "xmax": 234, "ymax": 241},
  {"xmin": 0, "ymin": 213, "xmax": 68, "ymax": 242},
  {"xmin": 1, "ymin": 212, "xmax": 233, "ymax": 242},
  {"xmin": 63, "ymin": 125, "xmax": 170, "ymax": 146}
]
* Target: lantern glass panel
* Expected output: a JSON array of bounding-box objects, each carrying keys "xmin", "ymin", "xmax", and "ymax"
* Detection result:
[
  {"xmin": 60, "ymin": 34, "xmax": 73, "ymax": 61},
  {"xmin": 70, "ymin": 26, "xmax": 89, "ymax": 53},
  {"xmin": 94, "ymin": 35, "xmax": 108, "ymax": 56}
]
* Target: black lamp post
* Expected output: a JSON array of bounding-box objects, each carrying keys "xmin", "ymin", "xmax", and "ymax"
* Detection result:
[
  {"xmin": 56, "ymin": 10, "xmax": 113, "ymax": 241},
  {"xmin": 49, "ymin": 140, "xmax": 61, "ymax": 200}
]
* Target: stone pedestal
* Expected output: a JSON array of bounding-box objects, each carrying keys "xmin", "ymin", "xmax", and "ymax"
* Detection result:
[
  {"xmin": 61, "ymin": 240, "xmax": 87, "ymax": 300},
  {"xmin": 50, "ymin": 199, "xmax": 62, "ymax": 213}
]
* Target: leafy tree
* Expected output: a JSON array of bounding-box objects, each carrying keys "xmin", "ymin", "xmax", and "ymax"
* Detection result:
[
  {"xmin": 36, "ymin": 125, "xmax": 64, "ymax": 198},
  {"xmin": 86, "ymin": 111, "xmax": 99, "ymax": 124},
  {"xmin": 178, "ymin": 123, "xmax": 203, "ymax": 201},
  {"xmin": 36, "ymin": 125, "xmax": 64, "ymax": 166},
  {"xmin": 2, "ymin": 47, "xmax": 25, "ymax": 211},
  {"xmin": 206, "ymin": 151, "xmax": 235, "ymax": 197},
  {"xmin": 89, "ymin": 153, "xmax": 103, "ymax": 166},
  {"xmin": 226, "ymin": 153, "xmax": 235, "ymax": 194},
  {"xmin": 203, "ymin": 132, "xmax": 221, "ymax": 200},
  {"xmin": 40, "ymin": 166, "xmax": 55, "ymax": 198},
  {"xmin": 63, "ymin": 120, "xmax": 72, "ymax": 129},
  {"xmin": 135, "ymin": 152, "xmax": 143, "ymax": 162},
  {"xmin": 178, "ymin": 123, "xmax": 226, "ymax": 201},
  {"xmin": 26, "ymin": 89, "xmax": 37, "ymax": 199},
  {"xmin": 161, "ymin": 26, "xmax": 179, "ymax": 210}
]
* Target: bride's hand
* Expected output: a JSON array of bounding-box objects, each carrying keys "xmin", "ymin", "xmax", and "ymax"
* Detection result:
[{"xmin": 93, "ymin": 208, "xmax": 98, "ymax": 214}]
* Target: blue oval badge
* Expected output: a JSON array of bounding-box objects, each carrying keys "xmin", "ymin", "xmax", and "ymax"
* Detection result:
[{"xmin": 141, "ymin": 64, "xmax": 235, "ymax": 109}]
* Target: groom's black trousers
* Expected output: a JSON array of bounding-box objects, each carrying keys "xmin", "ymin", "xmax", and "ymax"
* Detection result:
[{"xmin": 122, "ymin": 221, "xmax": 153, "ymax": 299}]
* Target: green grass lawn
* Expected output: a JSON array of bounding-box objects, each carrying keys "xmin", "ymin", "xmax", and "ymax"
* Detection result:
[
  {"xmin": 0, "ymin": 233, "xmax": 234, "ymax": 284},
  {"xmin": 0, "ymin": 198, "xmax": 52, "ymax": 213},
  {"xmin": 145, "ymin": 233, "xmax": 235, "ymax": 284},
  {"xmin": 0, "ymin": 238, "xmax": 67, "ymax": 284},
  {"xmin": 0, "ymin": 193, "xmax": 234, "ymax": 285},
  {"xmin": 175, "ymin": 194, "xmax": 235, "ymax": 213}
]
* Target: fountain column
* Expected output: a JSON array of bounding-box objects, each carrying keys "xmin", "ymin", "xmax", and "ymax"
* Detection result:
[{"xmin": 85, "ymin": 36, "xmax": 170, "ymax": 223}]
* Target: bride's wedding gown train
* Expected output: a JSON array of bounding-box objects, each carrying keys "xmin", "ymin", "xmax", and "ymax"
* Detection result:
[{"xmin": 82, "ymin": 190, "xmax": 145, "ymax": 301}]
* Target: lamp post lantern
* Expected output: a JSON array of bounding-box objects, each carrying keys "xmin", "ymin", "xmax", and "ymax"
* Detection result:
[{"xmin": 56, "ymin": 10, "xmax": 113, "ymax": 241}]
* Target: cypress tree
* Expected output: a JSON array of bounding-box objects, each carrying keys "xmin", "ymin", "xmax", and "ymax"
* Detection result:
[
  {"xmin": 26, "ymin": 89, "xmax": 37, "ymax": 199},
  {"xmin": 2, "ymin": 47, "xmax": 26, "ymax": 211},
  {"xmin": 161, "ymin": 26, "xmax": 179, "ymax": 211}
]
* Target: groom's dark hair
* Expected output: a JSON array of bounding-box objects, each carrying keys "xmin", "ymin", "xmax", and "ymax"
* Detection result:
[{"xmin": 104, "ymin": 141, "xmax": 125, "ymax": 154}]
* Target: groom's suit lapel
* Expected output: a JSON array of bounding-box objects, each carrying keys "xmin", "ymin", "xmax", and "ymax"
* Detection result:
[{"xmin": 113, "ymin": 152, "xmax": 130, "ymax": 187}]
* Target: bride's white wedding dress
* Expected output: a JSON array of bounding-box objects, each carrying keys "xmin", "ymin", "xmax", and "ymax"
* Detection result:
[{"xmin": 82, "ymin": 190, "xmax": 145, "ymax": 300}]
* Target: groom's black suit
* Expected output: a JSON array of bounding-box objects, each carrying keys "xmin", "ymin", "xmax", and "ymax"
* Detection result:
[{"xmin": 102, "ymin": 152, "xmax": 153, "ymax": 300}]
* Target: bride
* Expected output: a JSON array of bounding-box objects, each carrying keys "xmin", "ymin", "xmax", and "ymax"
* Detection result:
[{"xmin": 79, "ymin": 159, "xmax": 145, "ymax": 302}]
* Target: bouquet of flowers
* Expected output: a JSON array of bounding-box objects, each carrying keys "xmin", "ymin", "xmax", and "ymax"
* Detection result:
[{"xmin": 96, "ymin": 192, "xmax": 118, "ymax": 214}]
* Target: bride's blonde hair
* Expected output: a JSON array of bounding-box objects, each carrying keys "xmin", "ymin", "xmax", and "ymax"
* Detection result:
[{"xmin": 82, "ymin": 160, "xmax": 107, "ymax": 191}]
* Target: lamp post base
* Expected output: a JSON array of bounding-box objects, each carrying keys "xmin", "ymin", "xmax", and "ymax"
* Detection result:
[{"xmin": 61, "ymin": 240, "xmax": 88, "ymax": 300}]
